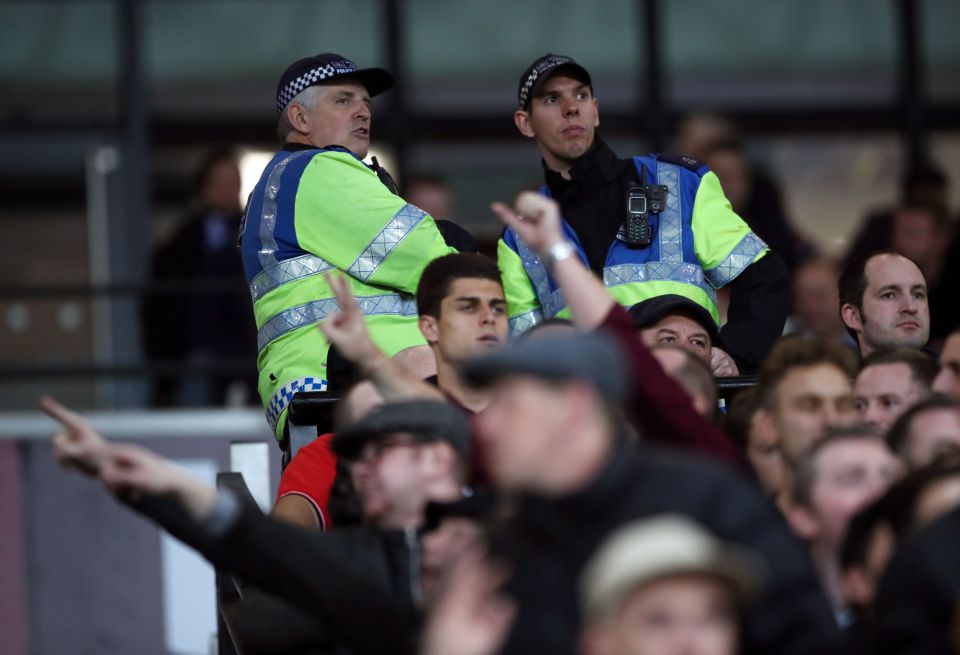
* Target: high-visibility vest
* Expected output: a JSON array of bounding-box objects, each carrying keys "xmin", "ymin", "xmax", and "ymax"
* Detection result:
[
  {"xmin": 240, "ymin": 146, "xmax": 456, "ymax": 439},
  {"xmin": 498, "ymin": 154, "xmax": 769, "ymax": 334}
]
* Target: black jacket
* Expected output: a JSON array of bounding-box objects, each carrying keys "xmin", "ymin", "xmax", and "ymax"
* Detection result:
[
  {"xmin": 543, "ymin": 138, "xmax": 790, "ymax": 372},
  {"xmin": 132, "ymin": 494, "xmax": 421, "ymax": 655},
  {"xmin": 871, "ymin": 507, "xmax": 960, "ymax": 655},
  {"xmin": 488, "ymin": 440, "xmax": 843, "ymax": 655}
]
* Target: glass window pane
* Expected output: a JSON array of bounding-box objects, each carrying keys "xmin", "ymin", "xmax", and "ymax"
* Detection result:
[
  {"xmin": 407, "ymin": 0, "xmax": 642, "ymax": 112},
  {"xmin": 664, "ymin": 0, "xmax": 897, "ymax": 107},
  {"xmin": 146, "ymin": 0, "xmax": 381, "ymax": 115},
  {"xmin": 922, "ymin": 0, "xmax": 960, "ymax": 102}
]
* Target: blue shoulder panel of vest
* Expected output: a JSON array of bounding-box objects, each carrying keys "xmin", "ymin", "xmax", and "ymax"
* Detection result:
[
  {"xmin": 655, "ymin": 153, "xmax": 709, "ymax": 176},
  {"xmin": 272, "ymin": 149, "xmax": 327, "ymax": 262}
]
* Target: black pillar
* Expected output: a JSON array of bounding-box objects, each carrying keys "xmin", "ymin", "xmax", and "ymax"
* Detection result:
[
  {"xmin": 382, "ymin": 0, "xmax": 410, "ymax": 186},
  {"xmin": 895, "ymin": 0, "xmax": 928, "ymax": 168},
  {"xmin": 640, "ymin": 0, "xmax": 666, "ymax": 152}
]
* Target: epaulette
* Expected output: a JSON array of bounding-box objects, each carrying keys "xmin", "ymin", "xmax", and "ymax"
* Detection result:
[{"xmin": 656, "ymin": 153, "xmax": 708, "ymax": 174}]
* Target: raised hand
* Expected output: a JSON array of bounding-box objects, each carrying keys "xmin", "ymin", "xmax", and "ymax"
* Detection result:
[
  {"xmin": 41, "ymin": 395, "xmax": 110, "ymax": 477},
  {"xmin": 491, "ymin": 191, "xmax": 565, "ymax": 254},
  {"xmin": 710, "ymin": 347, "xmax": 740, "ymax": 377},
  {"xmin": 317, "ymin": 271, "xmax": 381, "ymax": 365},
  {"xmin": 420, "ymin": 546, "xmax": 516, "ymax": 655}
]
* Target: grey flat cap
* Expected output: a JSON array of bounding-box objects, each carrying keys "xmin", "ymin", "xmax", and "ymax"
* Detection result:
[
  {"xmin": 332, "ymin": 399, "xmax": 472, "ymax": 461},
  {"xmin": 460, "ymin": 332, "xmax": 628, "ymax": 402}
]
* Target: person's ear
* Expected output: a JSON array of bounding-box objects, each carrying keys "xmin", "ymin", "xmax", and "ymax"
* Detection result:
[
  {"xmin": 419, "ymin": 315, "xmax": 439, "ymax": 345},
  {"xmin": 286, "ymin": 102, "xmax": 311, "ymax": 134},
  {"xmin": 840, "ymin": 303, "xmax": 863, "ymax": 333},
  {"xmin": 592, "ymin": 97, "xmax": 600, "ymax": 128},
  {"xmin": 514, "ymin": 110, "xmax": 536, "ymax": 138}
]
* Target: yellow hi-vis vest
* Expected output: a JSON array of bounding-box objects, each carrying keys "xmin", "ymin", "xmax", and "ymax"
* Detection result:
[{"xmin": 240, "ymin": 146, "xmax": 456, "ymax": 439}]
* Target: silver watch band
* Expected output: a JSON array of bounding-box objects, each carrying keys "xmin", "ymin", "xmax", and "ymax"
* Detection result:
[{"xmin": 545, "ymin": 241, "xmax": 576, "ymax": 270}]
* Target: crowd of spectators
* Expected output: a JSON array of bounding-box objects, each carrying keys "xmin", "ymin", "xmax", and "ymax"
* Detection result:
[{"xmin": 47, "ymin": 51, "xmax": 960, "ymax": 655}]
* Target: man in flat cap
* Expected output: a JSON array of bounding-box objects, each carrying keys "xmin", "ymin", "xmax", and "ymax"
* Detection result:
[
  {"xmin": 499, "ymin": 53, "xmax": 790, "ymax": 377},
  {"xmin": 239, "ymin": 53, "xmax": 457, "ymax": 443},
  {"xmin": 43, "ymin": 395, "xmax": 473, "ymax": 654}
]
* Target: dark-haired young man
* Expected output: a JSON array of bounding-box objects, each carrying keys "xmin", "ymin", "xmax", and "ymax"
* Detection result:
[
  {"xmin": 838, "ymin": 252, "xmax": 930, "ymax": 359},
  {"xmin": 499, "ymin": 53, "xmax": 790, "ymax": 376}
]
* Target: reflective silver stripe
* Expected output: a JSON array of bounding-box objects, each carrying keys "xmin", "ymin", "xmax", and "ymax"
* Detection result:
[
  {"xmin": 704, "ymin": 232, "xmax": 768, "ymax": 288},
  {"xmin": 348, "ymin": 204, "xmax": 427, "ymax": 282},
  {"xmin": 604, "ymin": 262, "xmax": 718, "ymax": 312},
  {"xmin": 508, "ymin": 309, "xmax": 545, "ymax": 335},
  {"xmin": 265, "ymin": 376, "xmax": 328, "ymax": 435},
  {"xmin": 515, "ymin": 235, "xmax": 566, "ymax": 317},
  {"xmin": 249, "ymin": 254, "xmax": 336, "ymax": 301},
  {"xmin": 257, "ymin": 293, "xmax": 418, "ymax": 352},
  {"xmin": 258, "ymin": 151, "xmax": 313, "ymax": 270},
  {"xmin": 656, "ymin": 161, "xmax": 683, "ymax": 265}
]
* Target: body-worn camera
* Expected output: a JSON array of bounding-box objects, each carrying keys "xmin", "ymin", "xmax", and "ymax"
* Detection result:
[{"xmin": 624, "ymin": 183, "xmax": 668, "ymax": 248}]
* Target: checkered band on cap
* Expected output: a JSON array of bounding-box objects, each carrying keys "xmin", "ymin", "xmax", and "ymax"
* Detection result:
[
  {"xmin": 518, "ymin": 55, "xmax": 575, "ymax": 108},
  {"xmin": 276, "ymin": 58, "xmax": 358, "ymax": 115}
]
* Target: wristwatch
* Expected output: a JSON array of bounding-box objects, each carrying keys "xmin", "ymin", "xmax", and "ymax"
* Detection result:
[{"xmin": 544, "ymin": 241, "xmax": 576, "ymax": 270}]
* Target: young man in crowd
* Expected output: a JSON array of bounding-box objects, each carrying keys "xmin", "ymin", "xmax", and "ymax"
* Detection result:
[
  {"xmin": 853, "ymin": 346, "xmax": 936, "ymax": 435},
  {"xmin": 886, "ymin": 394, "xmax": 960, "ymax": 470},
  {"xmin": 499, "ymin": 53, "xmax": 789, "ymax": 376},
  {"xmin": 838, "ymin": 252, "xmax": 930, "ymax": 359},
  {"xmin": 784, "ymin": 426, "xmax": 902, "ymax": 625},
  {"xmin": 752, "ymin": 336, "xmax": 859, "ymax": 503},
  {"xmin": 468, "ymin": 191, "xmax": 841, "ymax": 655},
  {"xmin": 42, "ymin": 396, "xmax": 471, "ymax": 655},
  {"xmin": 725, "ymin": 387, "xmax": 785, "ymax": 497}
]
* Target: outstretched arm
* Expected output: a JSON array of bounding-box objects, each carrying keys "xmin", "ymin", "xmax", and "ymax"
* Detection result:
[{"xmin": 317, "ymin": 271, "xmax": 443, "ymax": 402}]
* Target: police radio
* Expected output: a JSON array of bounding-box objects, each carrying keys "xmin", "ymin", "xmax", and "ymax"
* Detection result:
[{"xmin": 624, "ymin": 184, "xmax": 667, "ymax": 248}]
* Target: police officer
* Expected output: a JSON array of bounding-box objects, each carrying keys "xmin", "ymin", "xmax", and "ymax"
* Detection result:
[
  {"xmin": 240, "ymin": 53, "xmax": 457, "ymax": 440},
  {"xmin": 499, "ymin": 54, "xmax": 790, "ymax": 375}
]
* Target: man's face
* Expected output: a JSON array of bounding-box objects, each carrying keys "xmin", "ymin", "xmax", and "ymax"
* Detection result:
[
  {"xmin": 583, "ymin": 575, "xmax": 739, "ymax": 655},
  {"xmin": 420, "ymin": 517, "xmax": 483, "ymax": 597},
  {"xmin": 805, "ymin": 439, "xmax": 901, "ymax": 549},
  {"xmin": 854, "ymin": 362, "xmax": 926, "ymax": 434},
  {"xmin": 293, "ymin": 80, "xmax": 372, "ymax": 157},
  {"xmin": 904, "ymin": 408, "xmax": 960, "ymax": 469},
  {"xmin": 846, "ymin": 254, "xmax": 929, "ymax": 355},
  {"xmin": 419, "ymin": 278, "xmax": 508, "ymax": 365},
  {"xmin": 767, "ymin": 364, "xmax": 856, "ymax": 464},
  {"xmin": 476, "ymin": 376, "xmax": 576, "ymax": 492},
  {"xmin": 933, "ymin": 334, "xmax": 960, "ymax": 399},
  {"xmin": 640, "ymin": 315, "xmax": 712, "ymax": 364},
  {"xmin": 350, "ymin": 433, "xmax": 432, "ymax": 528},
  {"xmin": 515, "ymin": 74, "xmax": 599, "ymax": 172}
]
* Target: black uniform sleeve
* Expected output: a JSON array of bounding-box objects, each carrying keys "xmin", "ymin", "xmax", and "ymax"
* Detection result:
[{"xmin": 716, "ymin": 251, "xmax": 790, "ymax": 373}]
